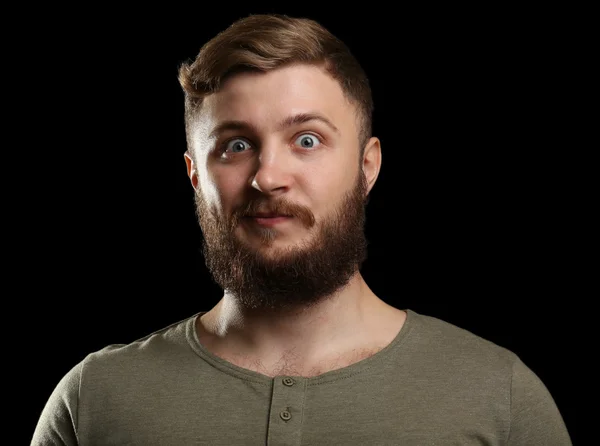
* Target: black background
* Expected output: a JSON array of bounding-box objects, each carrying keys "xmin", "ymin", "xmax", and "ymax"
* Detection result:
[{"xmin": 17, "ymin": 4, "xmax": 587, "ymax": 444}]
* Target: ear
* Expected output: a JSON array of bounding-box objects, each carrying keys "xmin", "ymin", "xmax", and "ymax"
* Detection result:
[
  {"xmin": 184, "ymin": 151, "xmax": 199, "ymax": 189},
  {"xmin": 362, "ymin": 137, "xmax": 382, "ymax": 195}
]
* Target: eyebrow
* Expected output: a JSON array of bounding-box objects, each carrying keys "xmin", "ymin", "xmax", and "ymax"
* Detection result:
[{"xmin": 208, "ymin": 112, "xmax": 339, "ymax": 139}]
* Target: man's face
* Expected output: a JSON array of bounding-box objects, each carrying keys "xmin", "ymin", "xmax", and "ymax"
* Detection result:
[{"xmin": 187, "ymin": 63, "xmax": 373, "ymax": 313}]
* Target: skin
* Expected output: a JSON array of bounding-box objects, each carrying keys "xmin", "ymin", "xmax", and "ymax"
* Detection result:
[{"xmin": 184, "ymin": 63, "xmax": 406, "ymax": 376}]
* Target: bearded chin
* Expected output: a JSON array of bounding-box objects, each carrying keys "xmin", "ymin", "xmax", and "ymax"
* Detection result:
[{"xmin": 195, "ymin": 174, "xmax": 369, "ymax": 314}]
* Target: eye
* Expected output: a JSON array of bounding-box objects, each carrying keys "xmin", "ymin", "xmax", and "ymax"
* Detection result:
[
  {"xmin": 223, "ymin": 138, "xmax": 251, "ymax": 154},
  {"xmin": 294, "ymin": 133, "xmax": 320, "ymax": 149}
]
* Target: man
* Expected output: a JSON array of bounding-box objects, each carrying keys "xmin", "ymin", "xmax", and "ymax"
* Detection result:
[{"xmin": 32, "ymin": 14, "xmax": 572, "ymax": 445}]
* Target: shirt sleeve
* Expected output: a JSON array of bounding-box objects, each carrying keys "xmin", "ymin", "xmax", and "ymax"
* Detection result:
[
  {"xmin": 507, "ymin": 356, "xmax": 572, "ymax": 445},
  {"xmin": 31, "ymin": 361, "xmax": 82, "ymax": 446}
]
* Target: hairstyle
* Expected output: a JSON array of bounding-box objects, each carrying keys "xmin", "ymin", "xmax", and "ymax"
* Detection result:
[{"xmin": 178, "ymin": 14, "xmax": 374, "ymax": 157}]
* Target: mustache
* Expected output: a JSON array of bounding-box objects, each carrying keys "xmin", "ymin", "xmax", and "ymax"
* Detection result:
[{"xmin": 234, "ymin": 199, "xmax": 316, "ymax": 228}]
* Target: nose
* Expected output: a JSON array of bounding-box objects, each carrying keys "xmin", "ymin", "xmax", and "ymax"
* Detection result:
[{"xmin": 250, "ymin": 146, "xmax": 294, "ymax": 195}]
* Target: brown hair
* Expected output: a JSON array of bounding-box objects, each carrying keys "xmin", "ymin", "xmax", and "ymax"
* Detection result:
[{"xmin": 178, "ymin": 14, "xmax": 374, "ymax": 156}]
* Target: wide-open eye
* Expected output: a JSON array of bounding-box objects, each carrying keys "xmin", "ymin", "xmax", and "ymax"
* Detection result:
[
  {"xmin": 294, "ymin": 134, "xmax": 320, "ymax": 149},
  {"xmin": 224, "ymin": 138, "xmax": 251, "ymax": 154}
]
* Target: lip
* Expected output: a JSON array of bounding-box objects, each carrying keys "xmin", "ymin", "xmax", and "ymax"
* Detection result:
[{"xmin": 245, "ymin": 215, "xmax": 293, "ymax": 227}]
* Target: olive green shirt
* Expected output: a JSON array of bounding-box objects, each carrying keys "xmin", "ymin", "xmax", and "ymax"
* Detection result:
[{"xmin": 32, "ymin": 309, "xmax": 572, "ymax": 445}]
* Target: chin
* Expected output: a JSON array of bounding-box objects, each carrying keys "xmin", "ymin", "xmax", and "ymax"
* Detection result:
[
  {"xmin": 247, "ymin": 232, "xmax": 313, "ymax": 257},
  {"xmin": 253, "ymin": 236, "xmax": 304, "ymax": 254},
  {"xmin": 241, "ymin": 223, "xmax": 306, "ymax": 243}
]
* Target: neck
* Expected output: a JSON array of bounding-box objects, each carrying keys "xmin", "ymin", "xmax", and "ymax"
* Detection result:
[{"xmin": 198, "ymin": 272, "xmax": 392, "ymax": 365}]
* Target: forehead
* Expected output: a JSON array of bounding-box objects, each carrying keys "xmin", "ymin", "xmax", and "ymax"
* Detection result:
[{"xmin": 201, "ymin": 64, "xmax": 357, "ymax": 135}]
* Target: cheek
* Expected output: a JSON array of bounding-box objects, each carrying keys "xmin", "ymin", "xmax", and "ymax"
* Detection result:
[
  {"xmin": 207, "ymin": 167, "xmax": 248, "ymax": 215},
  {"xmin": 195, "ymin": 157, "xmax": 227, "ymax": 216},
  {"xmin": 308, "ymin": 166, "xmax": 354, "ymax": 214},
  {"xmin": 315, "ymin": 151, "xmax": 358, "ymax": 189}
]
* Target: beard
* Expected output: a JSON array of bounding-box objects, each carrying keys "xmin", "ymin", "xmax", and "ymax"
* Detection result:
[{"xmin": 194, "ymin": 169, "xmax": 369, "ymax": 315}]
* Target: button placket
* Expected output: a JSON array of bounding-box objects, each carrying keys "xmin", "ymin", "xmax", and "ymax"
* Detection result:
[
  {"xmin": 281, "ymin": 378, "xmax": 295, "ymax": 421},
  {"xmin": 267, "ymin": 376, "xmax": 305, "ymax": 443}
]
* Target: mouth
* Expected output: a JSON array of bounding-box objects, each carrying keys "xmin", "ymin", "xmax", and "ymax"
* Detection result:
[{"xmin": 244, "ymin": 214, "xmax": 293, "ymax": 227}]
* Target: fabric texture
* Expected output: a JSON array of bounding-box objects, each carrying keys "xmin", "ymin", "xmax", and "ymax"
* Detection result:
[{"xmin": 32, "ymin": 308, "xmax": 572, "ymax": 445}]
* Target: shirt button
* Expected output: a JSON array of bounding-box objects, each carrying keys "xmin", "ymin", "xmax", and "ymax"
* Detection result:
[
  {"xmin": 280, "ymin": 410, "xmax": 292, "ymax": 421},
  {"xmin": 283, "ymin": 377, "xmax": 295, "ymax": 386}
]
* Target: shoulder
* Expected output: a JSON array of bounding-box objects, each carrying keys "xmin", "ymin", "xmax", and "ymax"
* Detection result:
[
  {"xmin": 32, "ymin": 314, "xmax": 203, "ymax": 444},
  {"xmin": 408, "ymin": 309, "xmax": 520, "ymax": 371},
  {"xmin": 506, "ymin": 351, "xmax": 572, "ymax": 444},
  {"xmin": 41, "ymin": 312, "xmax": 200, "ymax": 411},
  {"xmin": 80, "ymin": 313, "xmax": 200, "ymax": 379},
  {"xmin": 407, "ymin": 310, "xmax": 572, "ymax": 444},
  {"xmin": 31, "ymin": 360, "xmax": 83, "ymax": 445},
  {"xmin": 404, "ymin": 310, "xmax": 526, "ymax": 399}
]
